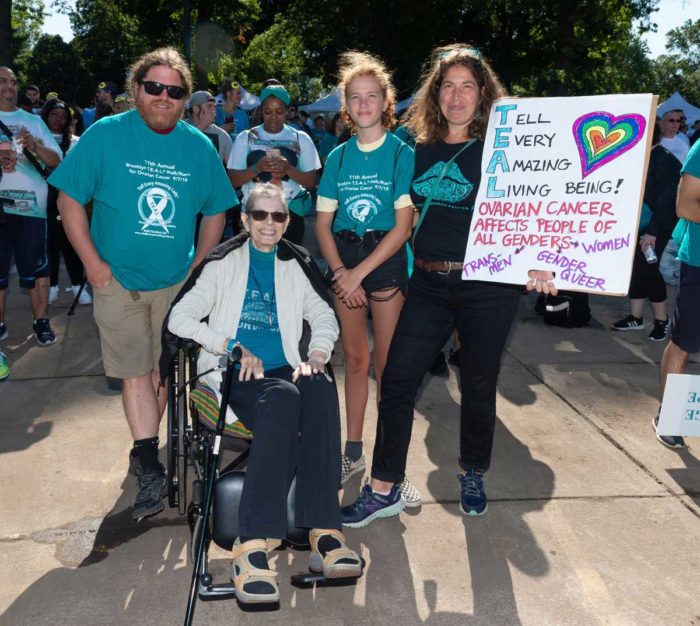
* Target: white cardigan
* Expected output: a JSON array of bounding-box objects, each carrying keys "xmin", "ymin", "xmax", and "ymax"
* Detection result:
[{"xmin": 167, "ymin": 242, "xmax": 338, "ymax": 422}]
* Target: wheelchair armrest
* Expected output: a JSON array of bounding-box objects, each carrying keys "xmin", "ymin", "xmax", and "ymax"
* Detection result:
[{"xmin": 180, "ymin": 338, "xmax": 199, "ymax": 351}]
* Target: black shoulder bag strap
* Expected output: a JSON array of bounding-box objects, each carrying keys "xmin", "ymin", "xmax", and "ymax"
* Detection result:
[
  {"xmin": 412, "ymin": 139, "xmax": 475, "ymax": 246},
  {"xmin": 0, "ymin": 118, "xmax": 50, "ymax": 179}
]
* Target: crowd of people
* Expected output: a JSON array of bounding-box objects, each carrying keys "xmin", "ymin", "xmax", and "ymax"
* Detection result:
[{"xmin": 0, "ymin": 42, "xmax": 698, "ymax": 604}]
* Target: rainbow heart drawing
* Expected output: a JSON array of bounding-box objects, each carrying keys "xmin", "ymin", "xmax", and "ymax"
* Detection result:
[{"xmin": 572, "ymin": 111, "xmax": 646, "ymax": 178}]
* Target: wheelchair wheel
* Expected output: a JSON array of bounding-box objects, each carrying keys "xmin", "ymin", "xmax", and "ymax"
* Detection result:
[
  {"xmin": 188, "ymin": 501, "xmax": 211, "ymax": 562},
  {"xmin": 166, "ymin": 364, "xmax": 178, "ymax": 509},
  {"xmin": 176, "ymin": 348, "xmax": 188, "ymax": 515}
]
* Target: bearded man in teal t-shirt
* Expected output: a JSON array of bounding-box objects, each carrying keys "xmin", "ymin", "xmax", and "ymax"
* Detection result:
[
  {"xmin": 654, "ymin": 139, "xmax": 700, "ymax": 450},
  {"xmin": 49, "ymin": 48, "xmax": 238, "ymax": 520}
]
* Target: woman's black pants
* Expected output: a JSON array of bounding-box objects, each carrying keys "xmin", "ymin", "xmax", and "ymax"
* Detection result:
[
  {"xmin": 371, "ymin": 268, "xmax": 521, "ymax": 483},
  {"xmin": 225, "ymin": 365, "xmax": 342, "ymax": 539}
]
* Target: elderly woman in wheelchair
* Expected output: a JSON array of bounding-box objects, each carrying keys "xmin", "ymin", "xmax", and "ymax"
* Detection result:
[{"xmin": 167, "ymin": 183, "xmax": 361, "ymax": 604}]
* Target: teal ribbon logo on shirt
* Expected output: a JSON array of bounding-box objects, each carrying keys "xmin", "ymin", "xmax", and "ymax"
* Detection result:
[{"xmin": 137, "ymin": 186, "xmax": 176, "ymax": 236}]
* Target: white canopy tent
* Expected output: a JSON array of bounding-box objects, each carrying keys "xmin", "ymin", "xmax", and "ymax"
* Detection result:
[
  {"xmin": 396, "ymin": 95, "xmax": 414, "ymax": 113},
  {"xmin": 299, "ymin": 88, "xmax": 342, "ymax": 113},
  {"xmin": 214, "ymin": 85, "xmax": 260, "ymax": 111},
  {"xmin": 657, "ymin": 91, "xmax": 700, "ymax": 127}
]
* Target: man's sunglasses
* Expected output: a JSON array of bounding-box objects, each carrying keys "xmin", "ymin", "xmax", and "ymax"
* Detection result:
[
  {"xmin": 139, "ymin": 80, "xmax": 187, "ymax": 100},
  {"xmin": 248, "ymin": 210, "xmax": 288, "ymax": 223}
]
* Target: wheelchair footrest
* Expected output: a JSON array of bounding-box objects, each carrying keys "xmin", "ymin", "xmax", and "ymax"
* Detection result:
[
  {"xmin": 290, "ymin": 559, "xmax": 366, "ymax": 588},
  {"xmin": 198, "ymin": 579, "xmax": 237, "ymax": 601}
]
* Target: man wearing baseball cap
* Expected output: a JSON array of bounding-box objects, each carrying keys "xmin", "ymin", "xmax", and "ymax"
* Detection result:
[
  {"xmin": 79, "ymin": 81, "xmax": 118, "ymax": 129},
  {"xmin": 187, "ymin": 90, "xmax": 232, "ymax": 164}
]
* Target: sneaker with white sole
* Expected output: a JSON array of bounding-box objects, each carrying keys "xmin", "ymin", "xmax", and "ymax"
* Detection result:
[
  {"xmin": 48, "ymin": 285, "xmax": 59, "ymax": 305},
  {"xmin": 459, "ymin": 469, "xmax": 488, "ymax": 516},
  {"xmin": 341, "ymin": 454, "xmax": 366, "ymax": 484},
  {"xmin": 397, "ymin": 476, "xmax": 422, "ymax": 508},
  {"xmin": 648, "ymin": 318, "xmax": 669, "ymax": 342},
  {"xmin": 70, "ymin": 284, "xmax": 92, "ymax": 305},
  {"xmin": 33, "ymin": 318, "xmax": 56, "ymax": 346},
  {"xmin": 652, "ymin": 414, "xmax": 685, "ymax": 449},
  {"xmin": 341, "ymin": 482, "xmax": 405, "ymax": 528},
  {"xmin": 0, "ymin": 350, "xmax": 9, "ymax": 381},
  {"xmin": 611, "ymin": 314, "xmax": 644, "ymax": 331}
]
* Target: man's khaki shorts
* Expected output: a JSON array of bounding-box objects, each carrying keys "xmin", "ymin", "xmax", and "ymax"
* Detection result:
[{"xmin": 93, "ymin": 277, "xmax": 184, "ymax": 379}]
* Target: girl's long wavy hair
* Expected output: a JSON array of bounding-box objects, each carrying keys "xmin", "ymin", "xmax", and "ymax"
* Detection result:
[
  {"xmin": 338, "ymin": 50, "xmax": 396, "ymax": 134},
  {"xmin": 405, "ymin": 43, "xmax": 506, "ymax": 144}
]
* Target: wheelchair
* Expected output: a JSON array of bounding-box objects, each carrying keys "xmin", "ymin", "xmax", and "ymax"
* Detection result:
[{"xmin": 164, "ymin": 338, "xmax": 362, "ymax": 624}]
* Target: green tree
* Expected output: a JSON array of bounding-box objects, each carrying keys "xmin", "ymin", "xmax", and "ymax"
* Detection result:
[
  {"xmin": 651, "ymin": 18, "xmax": 700, "ymax": 104},
  {"xmin": 24, "ymin": 34, "xmax": 92, "ymax": 105},
  {"xmin": 4, "ymin": 0, "xmax": 47, "ymax": 77},
  {"xmin": 70, "ymin": 0, "xmax": 148, "ymax": 90}
]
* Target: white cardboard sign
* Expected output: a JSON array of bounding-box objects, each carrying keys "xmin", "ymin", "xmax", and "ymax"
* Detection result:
[
  {"xmin": 463, "ymin": 94, "xmax": 657, "ymax": 295},
  {"xmin": 657, "ymin": 374, "xmax": 700, "ymax": 437}
]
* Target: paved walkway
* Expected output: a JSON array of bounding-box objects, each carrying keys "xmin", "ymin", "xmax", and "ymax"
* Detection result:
[{"xmin": 0, "ymin": 261, "xmax": 698, "ymax": 625}]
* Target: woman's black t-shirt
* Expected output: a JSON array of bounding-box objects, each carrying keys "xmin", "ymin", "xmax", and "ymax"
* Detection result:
[{"xmin": 410, "ymin": 139, "xmax": 483, "ymax": 262}]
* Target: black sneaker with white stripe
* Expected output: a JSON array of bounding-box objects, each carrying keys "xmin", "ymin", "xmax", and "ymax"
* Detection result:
[
  {"xmin": 611, "ymin": 314, "xmax": 644, "ymax": 331},
  {"xmin": 648, "ymin": 318, "xmax": 669, "ymax": 342}
]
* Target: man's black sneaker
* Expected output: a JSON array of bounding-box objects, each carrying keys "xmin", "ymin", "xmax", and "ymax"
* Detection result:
[
  {"xmin": 611, "ymin": 314, "xmax": 644, "ymax": 331},
  {"xmin": 649, "ymin": 318, "xmax": 669, "ymax": 342},
  {"xmin": 33, "ymin": 318, "xmax": 56, "ymax": 346},
  {"xmin": 652, "ymin": 415, "xmax": 685, "ymax": 449},
  {"xmin": 130, "ymin": 452, "xmax": 167, "ymax": 520},
  {"xmin": 429, "ymin": 351, "xmax": 448, "ymax": 377}
]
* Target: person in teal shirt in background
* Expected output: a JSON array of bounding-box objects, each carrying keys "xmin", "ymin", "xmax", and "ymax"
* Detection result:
[
  {"xmin": 215, "ymin": 79, "xmax": 249, "ymax": 142},
  {"xmin": 49, "ymin": 48, "xmax": 237, "ymax": 521},
  {"xmin": 654, "ymin": 137, "xmax": 700, "ymax": 449}
]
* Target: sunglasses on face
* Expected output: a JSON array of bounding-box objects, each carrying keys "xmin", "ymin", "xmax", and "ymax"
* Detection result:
[
  {"xmin": 248, "ymin": 209, "xmax": 288, "ymax": 223},
  {"xmin": 139, "ymin": 80, "xmax": 186, "ymax": 100}
]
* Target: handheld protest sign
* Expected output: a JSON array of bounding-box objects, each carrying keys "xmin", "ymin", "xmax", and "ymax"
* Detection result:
[
  {"xmin": 463, "ymin": 94, "xmax": 657, "ymax": 295},
  {"xmin": 657, "ymin": 374, "xmax": 700, "ymax": 438}
]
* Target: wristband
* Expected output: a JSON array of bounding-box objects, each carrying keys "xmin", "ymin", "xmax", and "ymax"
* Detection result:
[
  {"xmin": 226, "ymin": 338, "xmax": 238, "ymax": 353},
  {"xmin": 331, "ymin": 265, "xmax": 345, "ymax": 273},
  {"xmin": 251, "ymin": 163, "xmax": 259, "ymax": 175}
]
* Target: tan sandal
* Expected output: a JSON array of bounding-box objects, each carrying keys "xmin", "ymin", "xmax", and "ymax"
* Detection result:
[
  {"xmin": 230, "ymin": 537, "xmax": 279, "ymax": 604},
  {"xmin": 308, "ymin": 529, "xmax": 363, "ymax": 579}
]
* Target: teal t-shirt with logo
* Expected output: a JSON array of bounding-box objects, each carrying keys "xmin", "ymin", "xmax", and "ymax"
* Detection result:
[
  {"xmin": 674, "ymin": 139, "xmax": 700, "ymax": 267},
  {"xmin": 48, "ymin": 110, "xmax": 238, "ymax": 290},
  {"xmin": 236, "ymin": 242, "xmax": 287, "ymax": 370},
  {"xmin": 318, "ymin": 132, "xmax": 414, "ymax": 236}
]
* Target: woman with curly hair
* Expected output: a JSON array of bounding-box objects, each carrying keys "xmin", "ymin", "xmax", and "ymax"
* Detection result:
[
  {"xmin": 315, "ymin": 51, "xmax": 418, "ymax": 503},
  {"xmin": 342, "ymin": 44, "xmax": 554, "ymax": 527}
]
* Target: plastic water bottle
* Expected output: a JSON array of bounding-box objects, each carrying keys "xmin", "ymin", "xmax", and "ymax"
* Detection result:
[
  {"xmin": 11, "ymin": 125, "xmax": 24, "ymax": 158},
  {"xmin": 643, "ymin": 245, "xmax": 657, "ymax": 264}
]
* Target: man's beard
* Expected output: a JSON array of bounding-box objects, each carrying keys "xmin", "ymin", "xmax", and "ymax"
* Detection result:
[{"xmin": 136, "ymin": 97, "xmax": 182, "ymax": 130}]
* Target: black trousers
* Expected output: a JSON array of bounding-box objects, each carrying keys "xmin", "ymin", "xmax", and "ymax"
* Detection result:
[
  {"xmin": 225, "ymin": 366, "xmax": 342, "ymax": 539},
  {"xmin": 285, "ymin": 212, "xmax": 305, "ymax": 246},
  {"xmin": 628, "ymin": 234, "xmax": 670, "ymax": 302},
  {"xmin": 47, "ymin": 188, "xmax": 84, "ymax": 286},
  {"xmin": 371, "ymin": 268, "xmax": 521, "ymax": 482}
]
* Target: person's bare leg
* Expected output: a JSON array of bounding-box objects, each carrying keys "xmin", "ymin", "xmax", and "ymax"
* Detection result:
[
  {"xmin": 650, "ymin": 299, "xmax": 667, "ymax": 321},
  {"xmin": 28, "ymin": 276, "xmax": 49, "ymax": 319},
  {"xmin": 660, "ymin": 340, "xmax": 689, "ymax": 394},
  {"xmin": 629, "ymin": 297, "xmax": 644, "ymax": 319},
  {"xmin": 369, "ymin": 289, "xmax": 404, "ymax": 405},
  {"xmin": 151, "ymin": 369, "xmax": 168, "ymax": 417},
  {"xmin": 122, "ymin": 372, "xmax": 161, "ymax": 440},
  {"xmin": 335, "ymin": 295, "xmax": 370, "ymax": 443}
]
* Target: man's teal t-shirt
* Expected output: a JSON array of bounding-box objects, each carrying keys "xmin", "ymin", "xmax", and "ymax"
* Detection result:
[
  {"xmin": 318, "ymin": 132, "xmax": 414, "ymax": 236},
  {"xmin": 236, "ymin": 242, "xmax": 287, "ymax": 370},
  {"xmin": 48, "ymin": 110, "xmax": 238, "ymax": 290},
  {"xmin": 674, "ymin": 139, "xmax": 700, "ymax": 267}
]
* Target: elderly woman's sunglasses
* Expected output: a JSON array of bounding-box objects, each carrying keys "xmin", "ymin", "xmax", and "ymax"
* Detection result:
[
  {"xmin": 249, "ymin": 209, "xmax": 288, "ymax": 223},
  {"xmin": 139, "ymin": 80, "xmax": 187, "ymax": 100}
]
